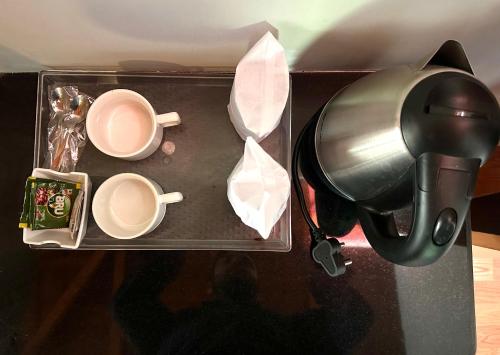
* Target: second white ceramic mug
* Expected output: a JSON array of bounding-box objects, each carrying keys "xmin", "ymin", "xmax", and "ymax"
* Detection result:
[
  {"xmin": 92, "ymin": 173, "xmax": 183, "ymax": 239},
  {"xmin": 86, "ymin": 89, "xmax": 181, "ymax": 160}
]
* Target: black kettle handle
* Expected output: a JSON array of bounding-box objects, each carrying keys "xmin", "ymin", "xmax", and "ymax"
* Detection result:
[{"xmin": 358, "ymin": 153, "xmax": 480, "ymax": 266}]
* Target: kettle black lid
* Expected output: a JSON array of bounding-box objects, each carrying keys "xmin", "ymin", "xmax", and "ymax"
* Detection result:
[{"xmin": 401, "ymin": 71, "xmax": 500, "ymax": 165}]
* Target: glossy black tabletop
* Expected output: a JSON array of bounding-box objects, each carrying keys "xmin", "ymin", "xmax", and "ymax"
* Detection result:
[{"xmin": 0, "ymin": 72, "xmax": 475, "ymax": 355}]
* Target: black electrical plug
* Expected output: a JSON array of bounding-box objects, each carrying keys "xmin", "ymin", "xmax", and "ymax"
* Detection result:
[{"xmin": 311, "ymin": 238, "xmax": 351, "ymax": 277}]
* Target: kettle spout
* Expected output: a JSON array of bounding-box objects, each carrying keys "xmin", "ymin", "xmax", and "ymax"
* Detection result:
[{"xmin": 414, "ymin": 40, "xmax": 474, "ymax": 74}]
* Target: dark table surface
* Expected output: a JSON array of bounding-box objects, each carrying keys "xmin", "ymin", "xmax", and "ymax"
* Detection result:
[{"xmin": 0, "ymin": 72, "xmax": 475, "ymax": 355}]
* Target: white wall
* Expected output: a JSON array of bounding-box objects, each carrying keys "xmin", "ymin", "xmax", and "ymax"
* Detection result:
[{"xmin": 1, "ymin": 0, "xmax": 500, "ymax": 91}]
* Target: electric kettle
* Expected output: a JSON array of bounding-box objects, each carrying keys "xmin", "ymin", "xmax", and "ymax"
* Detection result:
[{"xmin": 295, "ymin": 40, "xmax": 500, "ymax": 272}]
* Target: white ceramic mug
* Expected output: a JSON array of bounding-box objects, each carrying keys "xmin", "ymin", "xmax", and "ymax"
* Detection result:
[
  {"xmin": 92, "ymin": 173, "xmax": 183, "ymax": 239},
  {"xmin": 86, "ymin": 89, "xmax": 181, "ymax": 160}
]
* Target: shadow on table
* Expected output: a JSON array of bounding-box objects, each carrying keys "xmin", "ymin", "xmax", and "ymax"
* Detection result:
[{"xmin": 112, "ymin": 252, "xmax": 373, "ymax": 355}]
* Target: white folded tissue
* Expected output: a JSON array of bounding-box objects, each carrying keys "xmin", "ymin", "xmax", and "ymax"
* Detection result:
[
  {"xmin": 228, "ymin": 31, "xmax": 290, "ymax": 143},
  {"xmin": 227, "ymin": 137, "xmax": 291, "ymax": 239}
]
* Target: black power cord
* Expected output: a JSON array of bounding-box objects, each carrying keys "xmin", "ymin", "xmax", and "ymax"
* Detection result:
[
  {"xmin": 292, "ymin": 118, "xmax": 351, "ymax": 277},
  {"xmin": 292, "ymin": 118, "xmax": 324, "ymax": 239}
]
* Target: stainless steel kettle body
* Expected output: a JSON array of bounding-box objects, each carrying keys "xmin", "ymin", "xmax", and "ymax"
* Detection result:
[{"xmin": 311, "ymin": 41, "xmax": 500, "ymax": 266}]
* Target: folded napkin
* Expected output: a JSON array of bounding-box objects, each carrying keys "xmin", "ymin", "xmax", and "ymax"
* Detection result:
[
  {"xmin": 228, "ymin": 32, "xmax": 289, "ymax": 143},
  {"xmin": 227, "ymin": 137, "xmax": 290, "ymax": 239}
]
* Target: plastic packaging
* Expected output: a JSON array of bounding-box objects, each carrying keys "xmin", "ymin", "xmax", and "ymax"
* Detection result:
[{"xmin": 44, "ymin": 86, "xmax": 93, "ymax": 172}]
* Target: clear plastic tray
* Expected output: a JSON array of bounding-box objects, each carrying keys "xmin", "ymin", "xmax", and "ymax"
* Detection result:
[{"xmin": 34, "ymin": 71, "xmax": 291, "ymax": 251}]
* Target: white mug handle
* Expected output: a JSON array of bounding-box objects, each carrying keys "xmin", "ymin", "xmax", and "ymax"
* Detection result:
[
  {"xmin": 158, "ymin": 192, "xmax": 183, "ymax": 204},
  {"xmin": 156, "ymin": 112, "xmax": 181, "ymax": 128}
]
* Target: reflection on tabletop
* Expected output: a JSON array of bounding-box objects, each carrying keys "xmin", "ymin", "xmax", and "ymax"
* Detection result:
[{"xmin": 112, "ymin": 252, "xmax": 373, "ymax": 355}]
